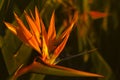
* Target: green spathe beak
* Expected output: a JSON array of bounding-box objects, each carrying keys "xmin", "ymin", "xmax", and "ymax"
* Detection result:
[{"xmin": 13, "ymin": 61, "xmax": 103, "ymax": 79}]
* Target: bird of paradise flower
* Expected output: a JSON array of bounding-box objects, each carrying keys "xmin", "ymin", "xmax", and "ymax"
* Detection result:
[{"xmin": 4, "ymin": 7, "xmax": 103, "ymax": 80}]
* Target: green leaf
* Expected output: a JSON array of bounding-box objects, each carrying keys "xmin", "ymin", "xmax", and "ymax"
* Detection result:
[
  {"xmin": 1, "ymin": 30, "xmax": 22, "ymax": 75},
  {"xmin": 0, "ymin": 36, "xmax": 3, "ymax": 48},
  {"xmin": 0, "ymin": 0, "xmax": 4, "ymax": 10},
  {"xmin": 91, "ymin": 51, "xmax": 116, "ymax": 80},
  {"xmin": 1, "ymin": 0, "xmax": 37, "ymax": 77},
  {"xmin": 1, "ymin": 30, "xmax": 33, "ymax": 75},
  {"xmin": 29, "ymin": 74, "xmax": 45, "ymax": 80},
  {"xmin": 14, "ymin": 44, "xmax": 32, "ymax": 66},
  {"xmin": 88, "ymin": 39, "xmax": 116, "ymax": 80}
]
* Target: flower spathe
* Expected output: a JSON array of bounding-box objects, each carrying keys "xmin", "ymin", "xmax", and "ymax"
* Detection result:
[{"xmin": 4, "ymin": 7, "xmax": 103, "ymax": 79}]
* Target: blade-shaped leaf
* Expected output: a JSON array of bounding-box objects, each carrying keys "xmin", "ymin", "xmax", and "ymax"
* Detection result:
[
  {"xmin": 1, "ymin": 30, "xmax": 21, "ymax": 75},
  {"xmin": 87, "ymin": 39, "xmax": 115, "ymax": 80},
  {"xmin": 0, "ymin": 0, "xmax": 4, "ymax": 10},
  {"xmin": 91, "ymin": 51, "xmax": 115, "ymax": 80}
]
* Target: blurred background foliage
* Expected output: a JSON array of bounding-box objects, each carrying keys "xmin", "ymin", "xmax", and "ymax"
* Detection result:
[{"xmin": 0, "ymin": 0, "xmax": 120, "ymax": 80}]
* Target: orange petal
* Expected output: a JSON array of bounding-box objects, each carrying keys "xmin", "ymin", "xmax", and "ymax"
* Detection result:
[
  {"xmin": 24, "ymin": 11, "xmax": 41, "ymax": 44},
  {"xmin": 40, "ymin": 17, "xmax": 48, "ymax": 45},
  {"xmin": 14, "ymin": 12, "xmax": 32, "ymax": 40},
  {"xmin": 4, "ymin": 22, "xmax": 17, "ymax": 34},
  {"xmin": 48, "ymin": 11, "xmax": 56, "ymax": 40},
  {"xmin": 58, "ymin": 11, "xmax": 78, "ymax": 40},
  {"xmin": 49, "ymin": 12, "xmax": 78, "ymax": 64},
  {"xmin": 50, "ymin": 34, "xmax": 69, "ymax": 64},
  {"xmin": 29, "ymin": 10, "xmax": 35, "ymax": 21},
  {"xmin": 35, "ymin": 6, "xmax": 41, "ymax": 34},
  {"xmin": 42, "ymin": 36, "xmax": 49, "ymax": 62},
  {"xmin": 4, "ymin": 22, "xmax": 31, "ymax": 44},
  {"xmin": 13, "ymin": 13, "xmax": 41, "ymax": 53},
  {"xmin": 4, "ymin": 22, "xmax": 28, "ymax": 44},
  {"xmin": 90, "ymin": 11, "xmax": 108, "ymax": 19}
]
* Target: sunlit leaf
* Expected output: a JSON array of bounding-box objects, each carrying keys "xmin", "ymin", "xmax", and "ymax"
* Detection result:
[{"xmin": 1, "ymin": 30, "xmax": 21, "ymax": 75}]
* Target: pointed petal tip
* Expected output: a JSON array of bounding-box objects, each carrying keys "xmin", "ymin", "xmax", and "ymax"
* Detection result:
[
  {"xmin": 4, "ymin": 22, "xmax": 9, "ymax": 27},
  {"xmin": 11, "ymin": 61, "xmax": 104, "ymax": 79},
  {"xmin": 24, "ymin": 10, "xmax": 27, "ymax": 14},
  {"xmin": 13, "ymin": 12, "xmax": 22, "ymax": 20},
  {"xmin": 4, "ymin": 22, "xmax": 17, "ymax": 34},
  {"xmin": 13, "ymin": 12, "xmax": 20, "ymax": 21},
  {"xmin": 35, "ymin": 6, "xmax": 38, "ymax": 10},
  {"xmin": 87, "ymin": 73, "xmax": 104, "ymax": 78},
  {"xmin": 4, "ymin": 21, "xmax": 7, "ymax": 25},
  {"xmin": 13, "ymin": 12, "xmax": 18, "ymax": 17},
  {"xmin": 52, "ymin": 10, "xmax": 55, "ymax": 14},
  {"xmin": 49, "ymin": 64, "xmax": 104, "ymax": 78},
  {"xmin": 4, "ymin": 21, "xmax": 9, "ymax": 28},
  {"xmin": 99, "ymin": 73, "xmax": 104, "ymax": 77}
]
